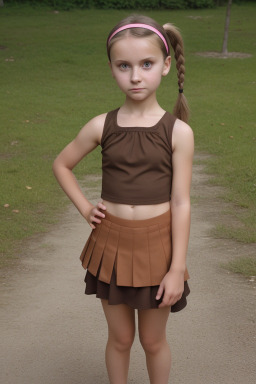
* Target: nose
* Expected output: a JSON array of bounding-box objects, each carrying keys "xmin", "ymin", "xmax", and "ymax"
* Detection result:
[{"xmin": 131, "ymin": 67, "xmax": 141, "ymax": 83}]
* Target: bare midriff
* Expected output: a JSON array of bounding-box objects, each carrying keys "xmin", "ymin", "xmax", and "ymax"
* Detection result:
[{"xmin": 102, "ymin": 200, "xmax": 170, "ymax": 220}]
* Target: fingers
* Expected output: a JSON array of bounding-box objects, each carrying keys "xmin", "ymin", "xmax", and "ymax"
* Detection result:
[
  {"xmin": 97, "ymin": 202, "xmax": 107, "ymax": 211},
  {"xmin": 158, "ymin": 291, "xmax": 183, "ymax": 308},
  {"xmin": 155, "ymin": 284, "xmax": 164, "ymax": 301},
  {"xmin": 88, "ymin": 201, "xmax": 106, "ymax": 228}
]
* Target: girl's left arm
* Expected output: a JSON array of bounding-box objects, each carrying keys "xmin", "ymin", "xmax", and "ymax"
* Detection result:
[{"xmin": 157, "ymin": 119, "xmax": 194, "ymax": 308}]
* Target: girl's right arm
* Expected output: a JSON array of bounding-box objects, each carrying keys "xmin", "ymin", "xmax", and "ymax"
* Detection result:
[{"xmin": 52, "ymin": 114, "xmax": 107, "ymax": 229}]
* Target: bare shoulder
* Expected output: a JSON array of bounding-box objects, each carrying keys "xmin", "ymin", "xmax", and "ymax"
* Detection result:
[
  {"xmin": 87, "ymin": 113, "xmax": 108, "ymax": 129},
  {"xmin": 78, "ymin": 112, "xmax": 108, "ymax": 144},
  {"xmin": 172, "ymin": 118, "xmax": 194, "ymax": 153}
]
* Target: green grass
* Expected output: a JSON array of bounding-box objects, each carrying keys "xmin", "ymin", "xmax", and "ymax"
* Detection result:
[
  {"xmin": 0, "ymin": 4, "xmax": 255, "ymax": 269},
  {"xmin": 222, "ymin": 256, "xmax": 256, "ymax": 278}
]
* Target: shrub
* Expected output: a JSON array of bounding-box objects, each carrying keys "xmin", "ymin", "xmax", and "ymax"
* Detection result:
[
  {"xmin": 3, "ymin": 0, "xmax": 220, "ymax": 9},
  {"xmin": 160, "ymin": 0, "xmax": 188, "ymax": 9},
  {"xmin": 186, "ymin": 0, "xmax": 215, "ymax": 8}
]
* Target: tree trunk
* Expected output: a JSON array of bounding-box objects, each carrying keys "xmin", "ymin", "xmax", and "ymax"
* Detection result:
[
  {"xmin": 222, "ymin": 0, "xmax": 232, "ymax": 54},
  {"xmin": 0, "ymin": 0, "xmax": 4, "ymax": 7}
]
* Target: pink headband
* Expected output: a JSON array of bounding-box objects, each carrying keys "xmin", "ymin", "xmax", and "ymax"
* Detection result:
[{"xmin": 108, "ymin": 23, "xmax": 169, "ymax": 54}]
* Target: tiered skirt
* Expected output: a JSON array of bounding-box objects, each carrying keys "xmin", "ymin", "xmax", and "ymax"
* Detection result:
[{"xmin": 80, "ymin": 210, "xmax": 190, "ymax": 312}]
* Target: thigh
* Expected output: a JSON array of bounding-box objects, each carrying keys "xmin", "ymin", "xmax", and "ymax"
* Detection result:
[
  {"xmin": 138, "ymin": 306, "xmax": 171, "ymax": 343},
  {"xmin": 101, "ymin": 299, "xmax": 136, "ymax": 341}
]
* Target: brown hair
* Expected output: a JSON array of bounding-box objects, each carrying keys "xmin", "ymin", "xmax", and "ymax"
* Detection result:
[{"xmin": 107, "ymin": 15, "xmax": 190, "ymax": 123}]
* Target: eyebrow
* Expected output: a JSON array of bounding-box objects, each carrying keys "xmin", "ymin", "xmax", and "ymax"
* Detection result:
[{"xmin": 113, "ymin": 56, "xmax": 157, "ymax": 64}]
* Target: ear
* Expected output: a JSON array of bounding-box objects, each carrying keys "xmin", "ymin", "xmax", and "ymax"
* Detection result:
[{"xmin": 162, "ymin": 56, "xmax": 171, "ymax": 77}]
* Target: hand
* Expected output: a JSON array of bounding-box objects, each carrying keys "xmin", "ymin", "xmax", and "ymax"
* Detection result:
[
  {"xmin": 156, "ymin": 269, "xmax": 184, "ymax": 308},
  {"xmin": 86, "ymin": 201, "xmax": 106, "ymax": 229}
]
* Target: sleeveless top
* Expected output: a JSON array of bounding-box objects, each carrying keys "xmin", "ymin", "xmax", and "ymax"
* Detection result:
[{"xmin": 101, "ymin": 108, "xmax": 176, "ymax": 205}]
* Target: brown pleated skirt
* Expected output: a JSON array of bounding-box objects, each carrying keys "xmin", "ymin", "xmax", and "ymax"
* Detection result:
[{"xmin": 80, "ymin": 210, "xmax": 190, "ymax": 312}]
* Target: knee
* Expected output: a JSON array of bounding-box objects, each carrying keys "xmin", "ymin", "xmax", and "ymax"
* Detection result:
[
  {"xmin": 139, "ymin": 333, "xmax": 165, "ymax": 355},
  {"xmin": 109, "ymin": 330, "xmax": 135, "ymax": 353}
]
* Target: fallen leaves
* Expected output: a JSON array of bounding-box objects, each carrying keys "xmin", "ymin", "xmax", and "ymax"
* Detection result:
[
  {"xmin": 218, "ymin": 123, "xmax": 238, "ymax": 140},
  {"xmin": 3, "ymin": 205, "xmax": 19, "ymax": 213},
  {"xmin": 3, "ymin": 186, "xmax": 32, "ymax": 212}
]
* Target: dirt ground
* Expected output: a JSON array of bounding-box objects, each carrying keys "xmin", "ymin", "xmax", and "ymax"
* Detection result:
[
  {"xmin": 195, "ymin": 51, "xmax": 252, "ymax": 59},
  {"xmin": 1, "ymin": 154, "xmax": 256, "ymax": 384}
]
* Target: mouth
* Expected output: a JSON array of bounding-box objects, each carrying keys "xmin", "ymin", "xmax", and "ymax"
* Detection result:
[{"xmin": 130, "ymin": 88, "xmax": 144, "ymax": 92}]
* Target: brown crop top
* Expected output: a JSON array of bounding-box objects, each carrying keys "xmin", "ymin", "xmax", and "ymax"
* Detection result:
[{"xmin": 101, "ymin": 108, "xmax": 176, "ymax": 205}]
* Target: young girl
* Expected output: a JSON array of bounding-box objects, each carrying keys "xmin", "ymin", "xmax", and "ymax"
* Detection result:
[{"xmin": 53, "ymin": 14, "xmax": 194, "ymax": 384}]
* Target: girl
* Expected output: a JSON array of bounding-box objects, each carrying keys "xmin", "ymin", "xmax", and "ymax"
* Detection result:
[{"xmin": 53, "ymin": 14, "xmax": 194, "ymax": 384}]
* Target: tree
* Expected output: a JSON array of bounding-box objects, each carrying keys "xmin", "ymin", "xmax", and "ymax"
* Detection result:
[
  {"xmin": 0, "ymin": 0, "xmax": 4, "ymax": 7},
  {"xmin": 222, "ymin": 0, "xmax": 232, "ymax": 55}
]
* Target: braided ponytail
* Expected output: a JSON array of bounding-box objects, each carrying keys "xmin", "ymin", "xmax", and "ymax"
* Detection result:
[{"xmin": 163, "ymin": 23, "xmax": 190, "ymax": 123}]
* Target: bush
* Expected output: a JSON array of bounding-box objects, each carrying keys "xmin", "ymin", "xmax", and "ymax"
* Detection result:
[
  {"xmin": 160, "ymin": 0, "xmax": 188, "ymax": 9},
  {"xmin": 93, "ymin": 0, "xmax": 136, "ymax": 9},
  {"xmin": 3, "ymin": 0, "xmax": 218, "ymax": 9},
  {"xmin": 186, "ymin": 0, "xmax": 215, "ymax": 8},
  {"xmin": 3, "ymin": 0, "xmax": 93, "ymax": 10}
]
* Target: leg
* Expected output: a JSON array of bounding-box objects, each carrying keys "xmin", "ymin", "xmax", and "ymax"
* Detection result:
[
  {"xmin": 101, "ymin": 299, "xmax": 136, "ymax": 384},
  {"xmin": 138, "ymin": 306, "xmax": 171, "ymax": 384}
]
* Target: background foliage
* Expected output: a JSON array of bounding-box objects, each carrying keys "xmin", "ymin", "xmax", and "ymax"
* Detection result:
[{"xmin": 2, "ymin": 0, "xmax": 243, "ymax": 10}]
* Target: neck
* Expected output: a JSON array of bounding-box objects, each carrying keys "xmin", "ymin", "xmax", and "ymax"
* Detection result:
[{"xmin": 122, "ymin": 94, "xmax": 163, "ymax": 116}]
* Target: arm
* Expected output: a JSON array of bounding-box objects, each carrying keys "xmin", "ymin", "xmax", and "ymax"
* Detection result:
[
  {"xmin": 157, "ymin": 119, "xmax": 194, "ymax": 307},
  {"xmin": 52, "ymin": 113, "xmax": 107, "ymax": 228}
]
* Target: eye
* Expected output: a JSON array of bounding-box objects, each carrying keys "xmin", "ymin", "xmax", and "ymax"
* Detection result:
[
  {"xmin": 143, "ymin": 61, "xmax": 152, "ymax": 69},
  {"xmin": 119, "ymin": 63, "xmax": 129, "ymax": 70}
]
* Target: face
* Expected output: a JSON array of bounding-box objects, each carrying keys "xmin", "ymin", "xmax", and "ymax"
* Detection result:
[{"xmin": 109, "ymin": 35, "xmax": 171, "ymax": 102}]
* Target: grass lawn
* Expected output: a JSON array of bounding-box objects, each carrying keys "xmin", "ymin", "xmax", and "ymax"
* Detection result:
[{"xmin": 0, "ymin": 3, "xmax": 255, "ymax": 272}]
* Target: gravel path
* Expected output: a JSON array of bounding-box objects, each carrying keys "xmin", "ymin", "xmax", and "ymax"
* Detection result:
[{"xmin": 1, "ymin": 155, "xmax": 255, "ymax": 383}]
